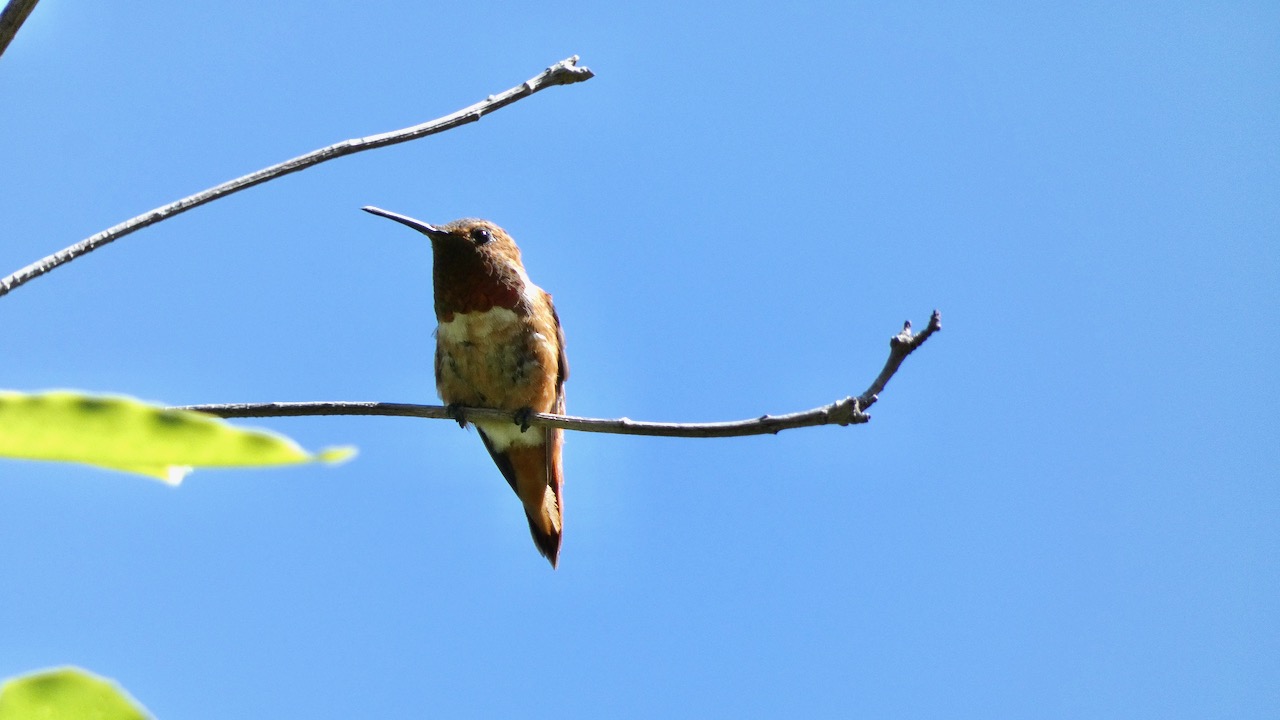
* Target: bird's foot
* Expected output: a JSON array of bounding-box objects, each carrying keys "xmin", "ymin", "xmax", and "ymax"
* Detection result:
[
  {"xmin": 446, "ymin": 403, "xmax": 468, "ymax": 429},
  {"xmin": 514, "ymin": 407, "xmax": 535, "ymax": 433}
]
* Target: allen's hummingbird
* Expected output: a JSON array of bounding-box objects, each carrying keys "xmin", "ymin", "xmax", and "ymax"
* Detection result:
[{"xmin": 363, "ymin": 206, "xmax": 568, "ymax": 567}]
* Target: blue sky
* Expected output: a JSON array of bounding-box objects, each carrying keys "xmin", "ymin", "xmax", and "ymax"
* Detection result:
[{"xmin": 1, "ymin": 1, "xmax": 1276, "ymax": 717}]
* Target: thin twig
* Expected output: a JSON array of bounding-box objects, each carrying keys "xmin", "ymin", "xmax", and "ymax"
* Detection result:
[
  {"xmin": 856, "ymin": 309, "xmax": 942, "ymax": 412},
  {"xmin": 0, "ymin": 55, "xmax": 593, "ymax": 299},
  {"xmin": 175, "ymin": 400, "xmax": 866, "ymax": 439},
  {"xmin": 0, "ymin": 0, "xmax": 40, "ymax": 58},
  {"xmin": 178, "ymin": 312, "xmax": 942, "ymax": 439}
]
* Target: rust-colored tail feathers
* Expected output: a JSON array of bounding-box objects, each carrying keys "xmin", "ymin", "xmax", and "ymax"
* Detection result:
[{"xmin": 477, "ymin": 425, "xmax": 564, "ymax": 567}]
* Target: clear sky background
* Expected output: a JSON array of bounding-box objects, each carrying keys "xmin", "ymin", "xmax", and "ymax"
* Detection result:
[{"xmin": 1, "ymin": 2, "xmax": 1276, "ymax": 718}]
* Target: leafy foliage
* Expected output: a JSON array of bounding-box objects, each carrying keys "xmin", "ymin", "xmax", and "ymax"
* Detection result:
[
  {"xmin": 0, "ymin": 667, "xmax": 152, "ymax": 720},
  {"xmin": 0, "ymin": 390, "xmax": 354, "ymax": 483}
]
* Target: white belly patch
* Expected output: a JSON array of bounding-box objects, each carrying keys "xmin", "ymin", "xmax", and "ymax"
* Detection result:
[
  {"xmin": 476, "ymin": 421, "xmax": 542, "ymax": 449},
  {"xmin": 437, "ymin": 307, "xmax": 521, "ymax": 344}
]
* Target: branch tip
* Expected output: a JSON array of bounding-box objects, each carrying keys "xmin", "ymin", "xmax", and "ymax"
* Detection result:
[{"xmin": 547, "ymin": 55, "xmax": 594, "ymax": 83}]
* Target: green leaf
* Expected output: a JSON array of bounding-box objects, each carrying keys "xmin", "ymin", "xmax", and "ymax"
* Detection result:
[
  {"xmin": 0, "ymin": 667, "xmax": 152, "ymax": 720},
  {"xmin": 0, "ymin": 390, "xmax": 356, "ymax": 483}
]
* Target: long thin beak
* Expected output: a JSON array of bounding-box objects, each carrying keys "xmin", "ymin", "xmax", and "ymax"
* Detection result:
[{"xmin": 362, "ymin": 206, "xmax": 449, "ymax": 240}]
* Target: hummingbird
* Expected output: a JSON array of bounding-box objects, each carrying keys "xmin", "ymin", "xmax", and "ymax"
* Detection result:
[{"xmin": 363, "ymin": 206, "xmax": 569, "ymax": 567}]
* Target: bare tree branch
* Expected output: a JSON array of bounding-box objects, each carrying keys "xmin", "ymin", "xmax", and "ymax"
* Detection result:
[
  {"xmin": 178, "ymin": 312, "xmax": 942, "ymax": 438},
  {"xmin": 0, "ymin": 55, "xmax": 593, "ymax": 299},
  {"xmin": 0, "ymin": 0, "xmax": 39, "ymax": 58}
]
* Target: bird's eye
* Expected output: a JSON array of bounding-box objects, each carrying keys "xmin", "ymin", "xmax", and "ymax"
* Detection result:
[{"xmin": 471, "ymin": 227, "xmax": 492, "ymax": 245}]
